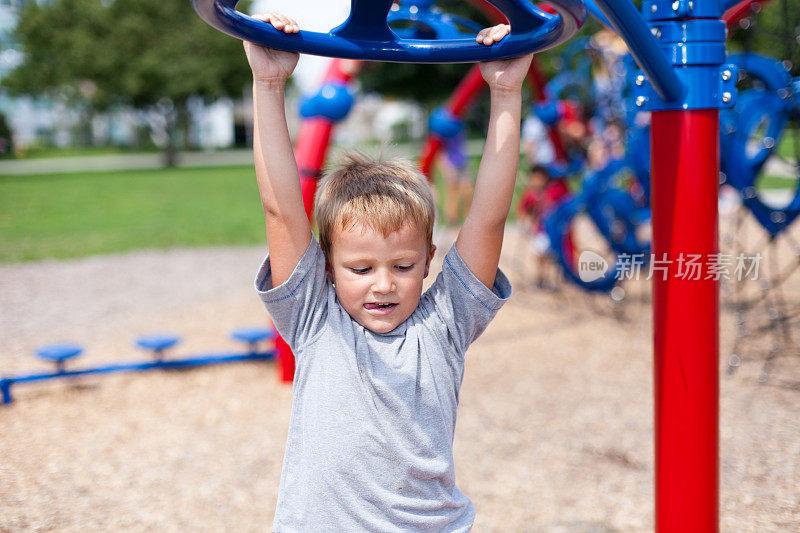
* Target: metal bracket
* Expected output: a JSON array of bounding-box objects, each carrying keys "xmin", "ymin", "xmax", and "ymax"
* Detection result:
[
  {"xmin": 634, "ymin": 64, "xmax": 738, "ymax": 110},
  {"xmin": 634, "ymin": 13, "xmax": 733, "ymax": 110}
]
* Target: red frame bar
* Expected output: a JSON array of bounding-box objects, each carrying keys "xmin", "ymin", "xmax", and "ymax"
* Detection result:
[
  {"xmin": 722, "ymin": 0, "xmax": 773, "ymax": 30},
  {"xmin": 419, "ymin": 65, "xmax": 485, "ymax": 176},
  {"xmin": 651, "ymin": 109, "xmax": 720, "ymax": 532},
  {"xmin": 275, "ymin": 58, "xmax": 362, "ymax": 382},
  {"xmin": 418, "ymin": 57, "xmax": 567, "ymax": 178}
]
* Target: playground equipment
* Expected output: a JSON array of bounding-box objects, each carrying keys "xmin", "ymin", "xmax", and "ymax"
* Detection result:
[
  {"xmin": 507, "ymin": 21, "xmax": 652, "ymax": 296},
  {"xmin": 537, "ymin": 5, "xmax": 796, "ymax": 522},
  {"xmin": 716, "ymin": 1, "xmax": 800, "ymax": 382},
  {"xmin": 544, "ymin": 157, "xmax": 650, "ymax": 292},
  {"xmin": 721, "ymin": 53, "xmax": 799, "ymax": 236},
  {"xmin": 590, "ymin": 2, "xmax": 732, "ymax": 528},
  {"xmin": 530, "ymin": 6, "xmax": 799, "ymax": 299},
  {"xmin": 192, "ymin": 0, "xmax": 586, "ymax": 63},
  {"xmin": 418, "ymin": 1, "xmax": 575, "ymax": 176},
  {"xmin": 0, "ymin": 328, "xmax": 275, "ymax": 404}
]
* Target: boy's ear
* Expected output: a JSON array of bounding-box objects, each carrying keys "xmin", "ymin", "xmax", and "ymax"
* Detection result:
[
  {"xmin": 424, "ymin": 244, "xmax": 437, "ymax": 278},
  {"xmin": 325, "ymin": 262, "xmax": 335, "ymax": 286}
]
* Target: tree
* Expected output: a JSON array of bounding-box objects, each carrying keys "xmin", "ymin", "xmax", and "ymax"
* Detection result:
[
  {"xmin": 4, "ymin": 0, "xmax": 253, "ymax": 164},
  {"xmin": 727, "ymin": 0, "xmax": 800, "ymax": 77},
  {"xmin": 3, "ymin": 0, "xmax": 117, "ymax": 145}
]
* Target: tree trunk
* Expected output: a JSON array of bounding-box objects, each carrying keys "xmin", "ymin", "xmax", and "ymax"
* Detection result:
[
  {"xmin": 161, "ymin": 99, "xmax": 179, "ymax": 168},
  {"xmin": 177, "ymin": 101, "xmax": 191, "ymax": 151}
]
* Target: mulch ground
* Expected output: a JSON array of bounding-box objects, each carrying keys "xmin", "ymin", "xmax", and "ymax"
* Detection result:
[{"xmin": 1, "ymin": 220, "xmax": 798, "ymax": 532}]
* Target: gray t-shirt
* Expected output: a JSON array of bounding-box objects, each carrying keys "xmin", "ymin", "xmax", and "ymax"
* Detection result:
[{"xmin": 256, "ymin": 237, "xmax": 511, "ymax": 532}]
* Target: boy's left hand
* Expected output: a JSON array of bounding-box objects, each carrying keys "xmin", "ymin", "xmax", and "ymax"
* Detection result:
[{"xmin": 476, "ymin": 24, "xmax": 533, "ymax": 93}]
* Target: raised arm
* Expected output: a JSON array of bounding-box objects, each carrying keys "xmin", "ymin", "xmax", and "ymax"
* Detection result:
[
  {"xmin": 455, "ymin": 25, "xmax": 533, "ymax": 288},
  {"xmin": 245, "ymin": 14, "xmax": 311, "ymax": 287}
]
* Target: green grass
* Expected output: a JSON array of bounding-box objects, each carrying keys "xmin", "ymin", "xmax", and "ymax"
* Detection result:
[
  {"xmin": 777, "ymin": 127, "xmax": 799, "ymax": 160},
  {"xmin": 1, "ymin": 154, "xmax": 529, "ymax": 263},
  {"xmin": 758, "ymin": 174, "xmax": 798, "ymax": 190},
  {"xmin": 13, "ymin": 149, "xmax": 790, "ymax": 264},
  {"xmin": 16, "ymin": 145, "xmax": 161, "ymax": 160},
  {"xmin": 0, "ymin": 165, "xmax": 265, "ymax": 263}
]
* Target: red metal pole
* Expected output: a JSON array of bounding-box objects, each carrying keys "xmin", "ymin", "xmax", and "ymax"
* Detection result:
[
  {"xmin": 419, "ymin": 58, "xmax": 567, "ymax": 177},
  {"xmin": 274, "ymin": 58, "xmax": 361, "ymax": 383},
  {"xmin": 419, "ymin": 136, "xmax": 444, "ymax": 178},
  {"xmin": 651, "ymin": 109, "xmax": 719, "ymax": 531},
  {"xmin": 419, "ymin": 65, "xmax": 485, "ymax": 178}
]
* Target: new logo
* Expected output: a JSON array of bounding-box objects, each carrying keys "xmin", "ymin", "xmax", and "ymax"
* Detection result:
[{"xmin": 578, "ymin": 250, "xmax": 609, "ymax": 282}]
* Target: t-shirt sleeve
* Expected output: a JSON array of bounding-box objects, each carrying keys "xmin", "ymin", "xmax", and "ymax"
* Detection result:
[
  {"xmin": 422, "ymin": 244, "xmax": 512, "ymax": 355},
  {"xmin": 254, "ymin": 237, "xmax": 330, "ymax": 353}
]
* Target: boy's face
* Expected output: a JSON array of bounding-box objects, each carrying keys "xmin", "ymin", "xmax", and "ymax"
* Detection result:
[{"xmin": 327, "ymin": 221, "xmax": 436, "ymax": 334}]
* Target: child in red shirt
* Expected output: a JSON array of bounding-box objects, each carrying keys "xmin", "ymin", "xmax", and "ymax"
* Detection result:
[{"xmin": 518, "ymin": 164, "xmax": 570, "ymax": 287}]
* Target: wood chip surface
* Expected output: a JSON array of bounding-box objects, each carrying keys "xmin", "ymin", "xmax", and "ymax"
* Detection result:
[{"xmin": 1, "ymin": 222, "xmax": 798, "ymax": 532}]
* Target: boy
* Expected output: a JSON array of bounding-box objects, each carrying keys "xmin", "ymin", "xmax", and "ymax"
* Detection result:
[{"xmin": 246, "ymin": 13, "xmax": 532, "ymax": 531}]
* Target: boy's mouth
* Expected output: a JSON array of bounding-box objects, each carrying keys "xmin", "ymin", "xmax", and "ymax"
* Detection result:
[{"xmin": 364, "ymin": 302, "xmax": 398, "ymax": 315}]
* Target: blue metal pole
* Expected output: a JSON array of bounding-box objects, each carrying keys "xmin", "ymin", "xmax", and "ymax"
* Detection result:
[
  {"xmin": 583, "ymin": 0, "xmax": 613, "ymax": 29},
  {"xmin": 1, "ymin": 351, "xmax": 274, "ymax": 405}
]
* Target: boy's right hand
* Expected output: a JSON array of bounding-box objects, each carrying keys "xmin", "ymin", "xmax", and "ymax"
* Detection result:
[{"xmin": 244, "ymin": 14, "xmax": 300, "ymax": 85}]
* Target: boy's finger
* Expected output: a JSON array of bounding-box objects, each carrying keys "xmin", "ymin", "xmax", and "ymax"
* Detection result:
[
  {"xmin": 248, "ymin": 13, "xmax": 298, "ymax": 34},
  {"xmin": 490, "ymin": 25, "xmax": 507, "ymax": 42},
  {"xmin": 285, "ymin": 17, "xmax": 300, "ymax": 32},
  {"xmin": 278, "ymin": 15, "xmax": 298, "ymax": 33},
  {"xmin": 267, "ymin": 13, "xmax": 286, "ymax": 30}
]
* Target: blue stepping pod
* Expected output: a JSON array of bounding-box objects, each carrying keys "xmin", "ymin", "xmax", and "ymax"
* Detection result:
[
  {"xmin": 135, "ymin": 335, "xmax": 181, "ymax": 359},
  {"xmin": 231, "ymin": 327, "xmax": 275, "ymax": 352},
  {"xmin": 35, "ymin": 343, "xmax": 83, "ymax": 372}
]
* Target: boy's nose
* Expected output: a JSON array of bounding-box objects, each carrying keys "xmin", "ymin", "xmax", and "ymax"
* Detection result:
[{"xmin": 372, "ymin": 270, "xmax": 395, "ymax": 294}]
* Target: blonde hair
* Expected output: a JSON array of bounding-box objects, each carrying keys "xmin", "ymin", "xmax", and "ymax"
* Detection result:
[{"xmin": 314, "ymin": 151, "xmax": 436, "ymax": 259}]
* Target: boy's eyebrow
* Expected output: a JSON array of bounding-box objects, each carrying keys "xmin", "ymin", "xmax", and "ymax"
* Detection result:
[{"xmin": 339, "ymin": 252, "xmax": 423, "ymax": 263}]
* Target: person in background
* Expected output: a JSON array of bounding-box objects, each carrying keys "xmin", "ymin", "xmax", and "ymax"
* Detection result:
[
  {"xmin": 435, "ymin": 132, "xmax": 473, "ymax": 228},
  {"xmin": 521, "ymin": 111, "xmax": 555, "ymax": 166},
  {"xmin": 518, "ymin": 164, "xmax": 569, "ymax": 288}
]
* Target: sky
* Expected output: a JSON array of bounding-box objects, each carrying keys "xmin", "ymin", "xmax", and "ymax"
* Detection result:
[{"xmin": 250, "ymin": 0, "xmax": 353, "ymax": 92}]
